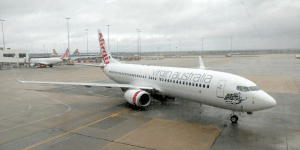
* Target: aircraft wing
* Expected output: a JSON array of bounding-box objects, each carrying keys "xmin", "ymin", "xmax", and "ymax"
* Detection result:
[
  {"xmin": 19, "ymin": 80, "xmax": 155, "ymax": 90},
  {"xmin": 74, "ymin": 63, "xmax": 103, "ymax": 67}
]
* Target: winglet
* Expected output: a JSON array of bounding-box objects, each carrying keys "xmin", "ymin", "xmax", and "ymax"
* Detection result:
[{"xmin": 199, "ymin": 56, "xmax": 205, "ymax": 69}]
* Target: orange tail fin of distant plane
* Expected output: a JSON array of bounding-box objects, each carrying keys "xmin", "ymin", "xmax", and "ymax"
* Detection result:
[{"xmin": 53, "ymin": 49, "xmax": 58, "ymax": 55}]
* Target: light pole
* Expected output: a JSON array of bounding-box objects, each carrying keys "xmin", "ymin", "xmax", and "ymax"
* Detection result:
[
  {"xmin": 31, "ymin": 46, "xmax": 33, "ymax": 53},
  {"xmin": 180, "ymin": 41, "xmax": 181, "ymax": 51},
  {"xmin": 86, "ymin": 29, "xmax": 88, "ymax": 53},
  {"xmin": 43, "ymin": 45, "xmax": 45, "ymax": 53},
  {"xmin": 117, "ymin": 41, "xmax": 118, "ymax": 53},
  {"xmin": 231, "ymin": 36, "xmax": 232, "ymax": 53},
  {"xmin": 107, "ymin": 25, "xmax": 110, "ymax": 50},
  {"xmin": 202, "ymin": 38, "xmax": 203, "ymax": 56},
  {"xmin": 169, "ymin": 39, "xmax": 171, "ymax": 52},
  {"xmin": 139, "ymin": 30, "xmax": 141, "ymax": 59},
  {"xmin": 65, "ymin": 17, "xmax": 70, "ymax": 55},
  {"xmin": 0, "ymin": 19, "xmax": 5, "ymax": 50},
  {"xmin": 136, "ymin": 29, "xmax": 139, "ymax": 57}
]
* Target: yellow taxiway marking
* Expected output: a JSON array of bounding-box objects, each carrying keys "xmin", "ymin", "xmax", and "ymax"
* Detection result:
[{"xmin": 22, "ymin": 109, "xmax": 129, "ymax": 150}]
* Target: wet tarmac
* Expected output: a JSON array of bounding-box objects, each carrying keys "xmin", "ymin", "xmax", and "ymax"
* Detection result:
[{"xmin": 0, "ymin": 54, "xmax": 299, "ymax": 150}]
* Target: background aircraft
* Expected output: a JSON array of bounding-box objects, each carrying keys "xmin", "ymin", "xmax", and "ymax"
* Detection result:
[{"xmin": 29, "ymin": 48, "xmax": 69, "ymax": 67}]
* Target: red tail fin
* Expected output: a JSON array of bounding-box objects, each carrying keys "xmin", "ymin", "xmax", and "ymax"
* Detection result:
[{"xmin": 61, "ymin": 48, "xmax": 69, "ymax": 59}]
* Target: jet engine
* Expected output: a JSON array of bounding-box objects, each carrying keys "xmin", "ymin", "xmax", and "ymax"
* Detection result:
[
  {"xmin": 124, "ymin": 89, "xmax": 151, "ymax": 107},
  {"xmin": 30, "ymin": 63, "xmax": 36, "ymax": 67}
]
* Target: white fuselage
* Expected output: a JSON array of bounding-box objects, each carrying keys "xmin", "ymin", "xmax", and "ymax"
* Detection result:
[
  {"xmin": 30, "ymin": 57, "xmax": 63, "ymax": 66},
  {"xmin": 103, "ymin": 63, "xmax": 276, "ymax": 112}
]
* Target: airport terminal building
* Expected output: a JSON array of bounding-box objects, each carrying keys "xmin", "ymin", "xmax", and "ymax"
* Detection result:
[{"xmin": 0, "ymin": 49, "xmax": 29, "ymax": 69}]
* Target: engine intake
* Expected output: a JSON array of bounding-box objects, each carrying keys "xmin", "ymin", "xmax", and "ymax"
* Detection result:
[{"xmin": 124, "ymin": 89, "xmax": 151, "ymax": 107}]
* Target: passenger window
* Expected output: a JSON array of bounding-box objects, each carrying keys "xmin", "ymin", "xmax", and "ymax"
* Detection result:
[
  {"xmin": 183, "ymin": 81, "xmax": 185, "ymax": 85},
  {"xmin": 179, "ymin": 81, "xmax": 181, "ymax": 84},
  {"xmin": 203, "ymin": 84, "xmax": 205, "ymax": 88},
  {"xmin": 195, "ymin": 83, "xmax": 198, "ymax": 87},
  {"xmin": 199, "ymin": 84, "xmax": 202, "ymax": 87},
  {"xmin": 176, "ymin": 80, "xmax": 178, "ymax": 84},
  {"xmin": 207, "ymin": 85, "xmax": 209, "ymax": 88}
]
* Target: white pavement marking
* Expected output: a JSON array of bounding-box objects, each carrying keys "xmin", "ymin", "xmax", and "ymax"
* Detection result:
[
  {"xmin": 0, "ymin": 91, "xmax": 71, "ymax": 133},
  {"xmin": 0, "ymin": 105, "xmax": 31, "ymax": 121}
]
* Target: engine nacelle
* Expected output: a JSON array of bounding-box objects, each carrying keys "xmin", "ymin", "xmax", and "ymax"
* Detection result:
[
  {"xmin": 124, "ymin": 89, "xmax": 151, "ymax": 107},
  {"xmin": 30, "ymin": 63, "xmax": 36, "ymax": 67}
]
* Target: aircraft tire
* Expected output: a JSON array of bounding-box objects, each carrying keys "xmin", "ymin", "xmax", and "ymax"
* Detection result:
[
  {"xmin": 230, "ymin": 115, "xmax": 238, "ymax": 123},
  {"xmin": 50, "ymin": 65, "xmax": 53, "ymax": 67}
]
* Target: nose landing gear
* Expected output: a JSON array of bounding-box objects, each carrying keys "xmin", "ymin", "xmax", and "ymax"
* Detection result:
[
  {"xmin": 230, "ymin": 111, "xmax": 239, "ymax": 123},
  {"xmin": 230, "ymin": 115, "xmax": 238, "ymax": 123}
]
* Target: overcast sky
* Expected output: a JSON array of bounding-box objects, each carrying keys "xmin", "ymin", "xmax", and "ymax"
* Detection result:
[{"xmin": 0, "ymin": 0, "xmax": 299, "ymax": 53}]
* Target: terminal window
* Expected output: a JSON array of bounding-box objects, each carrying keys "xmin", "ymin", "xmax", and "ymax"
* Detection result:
[
  {"xmin": 19, "ymin": 53, "xmax": 26, "ymax": 58},
  {"xmin": 3, "ymin": 54, "xmax": 15, "ymax": 57}
]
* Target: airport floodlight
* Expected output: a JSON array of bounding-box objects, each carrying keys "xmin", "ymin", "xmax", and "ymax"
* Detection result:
[
  {"xmin": 65, "ymin": 18, "xmax": 70, "ymax": 55},
  {"xmin": 136, "ymin": 29, "xmax": 139, "ymax": 58},
  {"xmin": 231, "ymin": 36, "xmax": 232, "ymax": 53},
  {"xmin": 139, "ymin": 30, "xmax": 141, "ymax": 59},
  {"xmin": 86, "ymin": 29, "xmax": 88, "ymax": 53},
  {"xmin": 43, "ymin": 45, "xmax": 45, "ymax": 53},
  {"xmin": 180, "ymin": 41, "xmax": 181, "ymax": 51},
  {"xmin": 0, "ymin": 19, "xmax": 5, "ymax": 50}
]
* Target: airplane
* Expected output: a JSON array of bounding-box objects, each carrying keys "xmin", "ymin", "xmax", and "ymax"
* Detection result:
[
  {"xmin": 18, "ymin": 30, "xmax": 276, "ymax": 123},
  {"xmin": 29, "ymin": 48, "xmax": 69, "ymax": 67}
]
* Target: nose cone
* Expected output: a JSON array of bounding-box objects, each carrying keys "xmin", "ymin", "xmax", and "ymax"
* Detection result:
[{"xmin": 260, "ymin": 91, "xmax": 276, "ymax": 109}]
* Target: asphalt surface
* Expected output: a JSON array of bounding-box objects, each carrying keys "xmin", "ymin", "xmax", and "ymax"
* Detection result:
[{"xmin": 0, "ymin": 54, "xmax": 299, "ymax": 150}]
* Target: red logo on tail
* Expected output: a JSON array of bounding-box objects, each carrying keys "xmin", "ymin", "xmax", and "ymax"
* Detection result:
[
  {"xmin": 62, "ymin": 48, "xmax": 69, "ymax": 59},
  {"xmin": 99, "ymin": 32, "xmax": 110, "ymax": 68}
]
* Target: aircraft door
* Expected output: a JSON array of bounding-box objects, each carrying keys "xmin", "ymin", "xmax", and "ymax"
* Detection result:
[{"xmin": 217, "ymin": 80, "xmax": 226, "ymax": 98}]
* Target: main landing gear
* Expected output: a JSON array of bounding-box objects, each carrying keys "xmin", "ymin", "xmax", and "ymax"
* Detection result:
[{"xmin": 230, "ymin": 111, "xmax": 238, "ymax": 123}]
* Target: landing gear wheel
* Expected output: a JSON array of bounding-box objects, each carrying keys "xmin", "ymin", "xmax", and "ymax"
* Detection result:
[
  {"xmin": 230, "ymin": 115, "xmax": 238, "ymax": 123},
  {"xmin": 50, "ymin": 65, "xmax": 53, "ymax": 67}
]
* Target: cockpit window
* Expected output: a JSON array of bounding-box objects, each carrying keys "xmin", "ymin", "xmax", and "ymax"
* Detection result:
[
  {"xmin": 236, "ymin": 86, "xmax": 260, "ymax": 92},
  {"xmin": 243, "ymin": 87, "xmax": 249, "ymax": 92},
  {"xmin": 236, "ymin": 86, "xmax": 243, "ymax": 91},
  {"xmin": 248, "ymin": 86, "xmax": 260, "ymax": 91}
]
